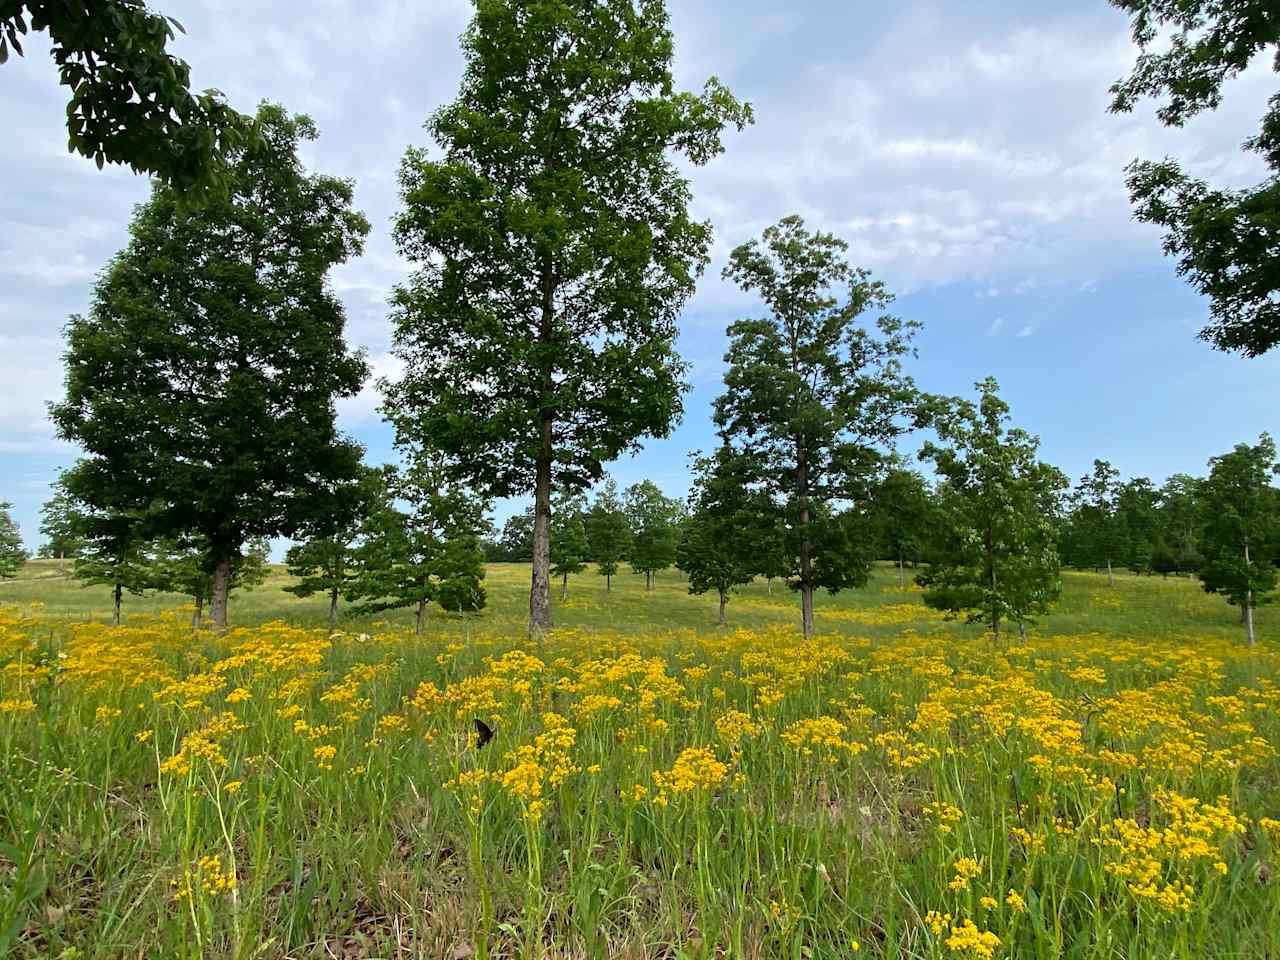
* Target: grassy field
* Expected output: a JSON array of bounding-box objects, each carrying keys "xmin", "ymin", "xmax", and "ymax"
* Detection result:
[
  {"xmin": 0, "ymin": 558, "xmax": 1271, "ymax": 643},
  {"xmin": 2, "ymin": 563, "xmax": 1278, "ymax": 959}
]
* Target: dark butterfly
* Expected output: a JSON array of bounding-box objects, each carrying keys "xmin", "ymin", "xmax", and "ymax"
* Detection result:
[{"xmin": 473, "ymin": 718, "xmax": 495, "ymax": 749}]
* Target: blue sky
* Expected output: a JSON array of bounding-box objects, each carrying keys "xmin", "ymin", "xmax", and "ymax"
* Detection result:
[{"xmin": 2, "ymin": 0, "xmax": 1277, "ymax": 553}]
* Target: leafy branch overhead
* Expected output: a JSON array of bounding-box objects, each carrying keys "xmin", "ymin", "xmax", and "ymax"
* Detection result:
[
  {"xmin": 2, "ymin": 1, "xmax": 254, "ymax": 194},
  {"xmin": 1109, "ymin": 0, "xmax": 1280, "ymax": 356}
]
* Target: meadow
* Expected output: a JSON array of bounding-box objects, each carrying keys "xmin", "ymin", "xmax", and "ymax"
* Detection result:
[{"xmin": 2, "ymin": 562, "xmax": 1278, "ymax": 959}]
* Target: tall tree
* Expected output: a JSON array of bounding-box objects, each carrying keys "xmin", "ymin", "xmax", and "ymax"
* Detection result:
[
  {"xmin": 1072, "ymin": 459, "xmax": 1122, "ymax": 584},
  {"xmin": 1116, "ymin": 477, "xmax": 1160, "ymax": 575},
  {"xmin": 2, "ymin": 1, "xmax": 250, "ymax": 193},
  {"xmin": 714, "ymin": 215, "xmax": 922, "ymax": 638},
  {"xmin": 918, "ymin": 379, "xmax": 1068, "ymax": 642},
  {"xmin": 625, "ymin": 480, "xmax": 681, "ymax": 590},
  {"xmin": 1157, "ymin": 473, "xmax": 1204, "ymax": 576},
  {"xmin": 586, "ymin": 478, "xmax": 631, "ymax": 592},
  {"xmin": 0, "ymin": 501, "xmax": 26, "ymax": 580},
  {"xmin": 51, "ymin": 104, "xmax": 369, "ymax": 629},
  {"xmin": 381, "ymin": 0, "xmax": 751, "ymax": 636},
  {"xmin": 1197, "ymin": 435, "xmax": 1280, "ymax": 645},
  {"xmin": 550, "ymin": 492, "xmax": 589, "ymax": 601},
  {"xmin": 870, "ymin": 465, "xmax": 934, "ymax": 587},
  {"xmin": 1109, "ymin": 0, "xmax": 1280, "ymax": 356},
  {"xmin": 37, "ymin": 477, "xmax": 85, "ymax": 564},
  {"xmin": 676, "ymin": 450, "xmax": 757, "ymax": 625}
]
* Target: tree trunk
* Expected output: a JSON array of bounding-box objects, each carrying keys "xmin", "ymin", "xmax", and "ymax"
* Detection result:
[
  {"xmin": 415, "ymin": 598, "xmax": 426, "ymax": 636},
  {"xmin": 209, "ymin": 556, "xmax": 232, "ymax": 630},
  {"xmin": 1106, "ymin": 558, "xmax": 1113, "ymax": 587},
  {"xmin": 560, "ymin": 571, "xmax": 568, "ymax": 602},
  {"xmin": 986, "ymin": 524, "xmax": 998, "ymax": 643},
  {"xmin": 767, "ymin": 576, "xmax": 773, "ymax": 594},
  {"xmin": 328, "ymin": 588, "xmax": 339, "ymax": 631},
  {"xmin": 897, "ymin": 550, "xmax": 905, "ymax": 588},
  {"xmin": 192, "ymin": 595, "xmax": 204, "ymax": 629},
  {"xmin": 1244, "ymin": 540, "xmax": 1255, "ymax": 646},
  {"xmin": 606, "ymin": 571, "xmax": 611, "ymax": 593},
  {"xmin": 112, "ymin": 582, "xmax": 122, "ymax": 627},
  {"xmin": 529, "ymin": 428, "xmax": 553, "ymax": 636},
  {"xmin": 529, "ymin": 256, "xmax": 556, "ymax": 638},
  {"xmin": 797, "ymin": 447, "xmax": 814, "ymax": 640},
  {"xmin": 718, "ymin": 588, "xmax": 727, "ymax": 626},
  {"xmin": 1018, "ymin": 621, "xmax": 1027, "ymax": 641},
  {"xmin": 646, "ymin": 571, "xmax": 653, "ymax": 591}
]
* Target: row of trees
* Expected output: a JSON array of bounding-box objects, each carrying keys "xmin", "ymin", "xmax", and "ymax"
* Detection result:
[
  {"xmin": 487, "ymin": 479, "xmax": 684, "ymax": 592},
  {"xmin": 27, "ymin": 460, "xmax": 487, "ymax": 632},
  {"xmin": 15, "ymin": 0, "xmax": 1276, "ymax": 644},
  {"xmin": 1060, "ymin": 441, "xmax": 1280, "ymax": 644}
]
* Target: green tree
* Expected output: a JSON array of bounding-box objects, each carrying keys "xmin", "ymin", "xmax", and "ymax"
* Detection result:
[
  {"xmin": 283, "ymin": 468, "xmax": 380, "ymax": 630},
  {"xmin": 1071, "ymin": 459, "xmax": 1122, "ymax": 584},
  {"xmin": 0, "ymin": 501, "xmax": 27, "ymax": 580},
  {"xmin": 550, "ymin": 492, "xmax": 589, "ymax": 601},
  {"xmin": 346, "ymin": 464, "xmax": 488, "ymax": 635},
  {"xmin": 53, "ymin": 465, "xmax": 153, "ymax": 624},
  {"xmin": 625, "ymin": 480, "xmax": 681, "ymax": 590},
  {"xmin": 586, "ymin": 478, "xmax": 631, "ymax": 592},
  {"xmin": 917, "ymin": 379, "xmax": 1068, "ymax": 642},
  {"xmin": 284, "ymin": 539, "xmax": 353, "ymax": 630},
  {"xmin": 496, "ymin": 507, "xmax": 535, "ymax": 563},
  {"xmin": 434, "ymin": 535, "xmax": 488, "ymax": 617},
  {"xmin": 1197, "ymin": 435, "xmax": 1280, "ymax": 645},
  {"xmin": 870, "ymin": 465, "xmax": 934, "ymax": 587},
  {"xmin": 2, "ymin": 2, "xmax": 251, "ymax": 193},
  {"xmin": 151, "ymin": 536, "xmax": 269, "ymax": 628},
  {"xmin": 37, "ymin": 477, "xmax": 85, "ymax": 564},
  {"xmin": 1157, "ymin": 473, "xmax": 1204, "ymax": 576},
  {"xmin": 676, "ymin": 450, "xmax": 758, "ymax": 625},
  {"xmin": 1117, "ymin": 477, "xmax": 1160, "ymax": 574},
  {"xmin": 381, "ymin": 0, "xmax": 751, "ymax": 636},
  {"xmin": 51, "ymin": 104, "xmax": 369, "ymax": 630},
  {"xmin": 714, "ymin": 215, "xmax": 921, "ymax": 638},
  {"xmin": 1109, "ymin": 0, "xmax": 1280, "ymax": 356}
]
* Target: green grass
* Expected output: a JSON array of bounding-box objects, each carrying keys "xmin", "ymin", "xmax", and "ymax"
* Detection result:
[
  {"xmin": 2, "ymin": 561, "xmax": 1278, "ymax": 959},
  {"xmin": 0, "ymin": 558, "xmax": 1269, "ymax": 645}
]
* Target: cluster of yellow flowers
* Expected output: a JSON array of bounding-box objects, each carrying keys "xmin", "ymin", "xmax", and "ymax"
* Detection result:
[
  {"xmin": 172, "ymin": 853, "xmax": 236, "ymax": 902},
  {"xmin": 651, "ymin": 746, "xmax": 728, "ymax": 805},
  {"xmin": 2, "ymin": 602, "xmax": 1279, "ymax": 955}
]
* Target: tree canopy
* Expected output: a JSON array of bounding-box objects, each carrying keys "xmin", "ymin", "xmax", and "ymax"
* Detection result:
[
  {"xmin": 918, "ymin": 379, "xmax": 1068, "ymax": 641},
  {"xmin": 1109, "ymin": 0, "xmax": 1280, "ymax": 356},
  {"xmin": 50, "ymin": 103, "xmax": 369, "ymax": 628},
  {"xmin": 2, "ymin": 1, "xmax": 251, "ymax": 193},
  {"xmin": 714, "ymin": 215, "xmax": 921, "ymax": 637},
  {"xmin": 676, "ymin": 449, "xmax": 759, "ymax": 625},
  {"xmin": 1197, "ymin": 434, "xmax": 1280, "ymax": 645},
  {"xmin": 381, "ymin": 0, "xmax": 750, "ymax": 636},
  {"xmin": 0, "ymin": 501, "xmax": 26, "ymax": 580}
]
